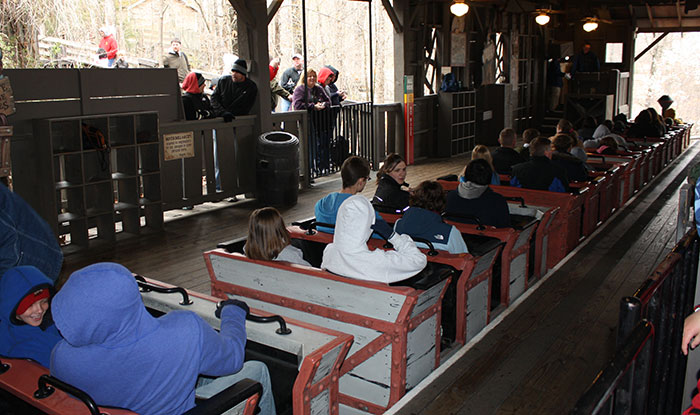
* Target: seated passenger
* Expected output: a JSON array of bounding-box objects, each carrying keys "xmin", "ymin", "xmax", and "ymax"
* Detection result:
[
  {"xmin": 245, "ymin": 207, "xmax": 310, "ymax": 266},
  {"xmin": 372, "ymin": 153, "xmax": 410, "ymax": 213},
  {"xmin": 472, "ymin": 145, "xmax": 500, "ymax": 185},
  {"xmin": 557, "ymin": 119, "xmax": 587, "ymax": 163},
  {"xmin": 517, "ymin": 128, "xmax": 540, "ymax": 161},
  {"xmin": 394, "ymin": 181, "xmax": 468, "ymax": 254},
  {"xmin": 50, "ymin": 263, "xmax": 276, "ymax": 415},
  {"xmin": 577, "ymin": 116, "xmax": 597, "ymax": 141},
  {"xmin": 585, "ymin": 120, "xmax": 632, "ymax": 151},
  {"xmin": 596, "ymin": 136, "xmax": 619, "ymax": 155},
  {"xmin": 315, "ymin": 156, "xmax": 384, "ymax": 233},
  {"xmin": 1, "ymin": 182, "xmax": 63, "ymax": 282},
  {"xmin": 551, "ymin": 134, "xmax": 588, "ymax": 182},
  {"xmin": 321, "ymin": 195, "xmax": 427, "ymax": 283},
  {"xmin": 0, "ymin": 266, "xmax": 62, "ymax": 367},
  {"xmin": 445, "ymin": 159, "xmax": 510, "ymax": 228},
  {"xmin": 628, "ymin": 108, "xmax": 664, "ymax": 138},
  {"xmin": 492, "ymin": 128, "xmax": 525, "ymax": 174},
  {"xmin": 511, "ymin": 137, "xmax": 569, "ymax": 193}
]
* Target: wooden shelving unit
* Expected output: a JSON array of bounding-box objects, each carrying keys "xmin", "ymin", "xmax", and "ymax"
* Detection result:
[
  {"xmin": 37, "ymin": 111, "xmax": 162, "ymax": 251},
  {"xmin": 437, "ymin": 90, "xmax": 477, "ymax": 157}
]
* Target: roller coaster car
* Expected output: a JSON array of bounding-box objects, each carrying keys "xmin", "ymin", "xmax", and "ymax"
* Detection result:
[
  {"xmin": 205, "ymin": 244, "xmax": 450, "ymax": 414},
  {"xmin": 285, "ymin": 219, "xmax": 503, "ymax": 346},
  {"xmin": 136, "ymin": 276, "xmax": 352, "ymax": 415},
  {"xmin": 0, "ymin": 355, "xmax": 262, "ymax": 415},
  {"xmin": 439, "ymin": 180, "xmax": 578, "ymax": 267}
]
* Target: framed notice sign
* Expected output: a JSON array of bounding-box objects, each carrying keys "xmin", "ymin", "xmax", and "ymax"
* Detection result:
[
  {"xmin": 163, "ymin": 131, "xmax": 195, "ymax": 161},
  {"xmin": 0, "ymin": 77, "xmax": 16, "ymax": 116}
]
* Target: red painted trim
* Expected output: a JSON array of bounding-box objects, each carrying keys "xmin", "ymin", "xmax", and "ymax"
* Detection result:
[
  {"xmin": 0, "ymin": 358, "xmax": 136, "ymax": 415},
  {"xmin": 243, "ymin": 394, "xmax": 260, "ymax": 415}
]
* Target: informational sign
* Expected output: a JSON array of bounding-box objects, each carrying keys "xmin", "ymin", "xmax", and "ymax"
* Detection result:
[
  {"xmin": 0, "ymin": 77, "xmax": 16, "ymax": 116},
  {"xmin": 163, "ymin": 131, "xmax": 195, "ymax": 161},
  {"xmin": 403, "ymin": 75, "xmax": 414, "ymax": 165}
]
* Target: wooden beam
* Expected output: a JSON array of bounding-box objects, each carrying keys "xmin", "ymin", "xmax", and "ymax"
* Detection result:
[
  {"xmin": 381, "ymin": 0, "xmax": 403, "ymax": 33},
  {"xmin": 646, "ymin": 3, "xmax": 655, "ymax": 29},
  {"xmin": 267, "ymin": 0, "xmax": 284, "ymax": 25},
  {"xmin": 677, "ymin": 0, "xmax": 683, "ymax": 30},
  {"xmin": 228, "ymin": 0, "xmax": 256, "ymax": 28},
  {"xmin": 634, "ymin": 31, "xmax": 668, "ymax": 61}
]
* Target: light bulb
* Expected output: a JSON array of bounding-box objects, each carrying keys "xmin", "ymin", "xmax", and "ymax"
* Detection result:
[
  {"xmin": 450, "ymin": 1, "xmax": 469, "ymax": 17},
  {"xmin": 535, "ymin": 13, "xmax": 550, "ymax": 25},
  {"xmin": 583, "ymin": 21, "xmax": 598, "ymax": 32}
]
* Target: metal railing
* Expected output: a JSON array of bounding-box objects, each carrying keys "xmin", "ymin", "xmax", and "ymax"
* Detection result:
[{"xmin": 571, "ymin": 229, "xmax": 699, "ymax": 414}]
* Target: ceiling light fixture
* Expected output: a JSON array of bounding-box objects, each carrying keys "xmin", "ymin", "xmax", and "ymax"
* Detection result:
[
  {"xmin": 450, "ymin": 0, "xmax": 470, "ymax": 17},
  {"xmin": 535, "ymin": 12, "xmax": 551, "ymax": 25},
  {"xmin": 583, "ymin": 19, "xmax": 599, "ymax": 32}
]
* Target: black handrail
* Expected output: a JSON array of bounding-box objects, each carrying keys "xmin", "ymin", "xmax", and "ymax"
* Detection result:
[
  {"xmin": 441, "ymin": 211, "xmax": 486, "ymax": 231},
  {"xmin": 0, "ymin": 358, "xmax": 9, "ymax": 374},
  {"xmin": 291, "ymin": 219, "xmax": 336, "ymax": 235},
  {"xmin": 246, "ymin": 314, "xmax": 292, "ymax": 335},
  {"xmin": 570, "ymin": 320, "xmax": 654, "ymax": 415},
  {"xmin": 34, "ymin": 374, "xmax": 102, "ymax": 415},
  {"xmin": 409, "ymin": 236, "xmax": 439, "ymax": 256},
  {"xmin": 134, "ymin": 275, "xmax": 193, "ymax": 305}
]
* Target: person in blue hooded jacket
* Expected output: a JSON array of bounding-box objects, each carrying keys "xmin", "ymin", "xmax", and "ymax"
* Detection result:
[
  {"xmin": 0, "ymin": 182, "xmax": 63, "ymax": 282},
  {"xmin": 0, "ymin": 266, "xmax": 62, "ymax": 367},
  {"xmin": 394, "ymin": 181, "xmax": 468, "ymax": 254},
  {"xmin": 50, "ymin": 262, "xmax": 275, "ymax": 415},
  {"xmin": 315, "ymin": 156, "xmax": 385, "ymax": 234}
]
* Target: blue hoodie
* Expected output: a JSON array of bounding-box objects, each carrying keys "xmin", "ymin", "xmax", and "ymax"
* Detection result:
[
  {"xmin": 0, "ymin": 266, "xmax": 62, "ymax": 367},
  {"xmin": 50, "ymin": 263, "xmax": 247, "ymax": 415},
  {"xmin": 315, "ymin": 192, "xmax": 383, "ymax": 234},
  {"xmin": 394, "ymin": 207, "xmax": 468, "ymax": 254},
  {"xmin": 0, "ymin": 183, "xmax": 63, "ymax": 281}
]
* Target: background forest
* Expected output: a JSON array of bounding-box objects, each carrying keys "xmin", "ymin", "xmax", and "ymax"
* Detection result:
[
  {"xmin": 0, "ymin": 0, "xmax": 396, "ymax": 103},
  {"xmin": 0, "ymin": 0, "xmax": 697, "ymax": 121}
]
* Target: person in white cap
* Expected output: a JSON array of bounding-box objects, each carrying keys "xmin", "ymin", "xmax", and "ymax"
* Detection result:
[
  {"xmin": 278, "ymin": 54, "xmax": 304, "ymax": 112},
  {"xmin": 321, "ymin": 194, "xmax": 427, "ymax": 284}
]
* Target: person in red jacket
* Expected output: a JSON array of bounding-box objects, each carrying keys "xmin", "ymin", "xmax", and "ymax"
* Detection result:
[{"xmin": 98, "ymin": 27, "xmax": 118, "ymax": 67}]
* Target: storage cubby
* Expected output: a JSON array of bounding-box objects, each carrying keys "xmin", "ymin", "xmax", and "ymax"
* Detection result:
[
  {"xmin": 109, "ymin": 115, "xmax": 135, "ymax": 147},
  {"xmin": 135, "ymin": 113, "xmax": 159, "ymax": 143},
  {"xmin": 51, "ymin": 120, "xmax": 81, "ymax": 153},
  {"xmin": 38, "ymin": 111, "xmax": 163, "ymax": 251},
  {"xmin": 111, "ymin": 147, "xmax": 137, "ymax": 178},
  {"xmin": 138, "ymin": 144, "xmax": 160, "ymax": 174},
  {"xmin": 438, "ymin": 90, "xmax": 477, "ymax": 157},
  {"xmin": 54, "ymin": 153, "xmax": 83, "ymax": 188}
]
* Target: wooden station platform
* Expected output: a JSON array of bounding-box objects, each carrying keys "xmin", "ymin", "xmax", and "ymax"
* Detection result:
[{"xmin": 59, "ymin": 141, "xmax": 700, "ymax": 413}]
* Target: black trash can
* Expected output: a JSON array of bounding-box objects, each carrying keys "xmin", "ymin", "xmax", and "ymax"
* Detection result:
[{"xmin": 256, "ymin": 131, "xmax": 299, "ymax": 207}]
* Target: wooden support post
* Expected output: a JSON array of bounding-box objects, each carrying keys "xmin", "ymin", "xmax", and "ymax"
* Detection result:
[
  {"xmin": 267, "ymin": 0, "xmax": 285, "ymax": 25},
  {"xmin": 232, "ymin": 0, "xmax": 272, "ymax": 139},
  {"xmin": 380, "ymin": 0, "xmax": 403, "ymax": 33}
]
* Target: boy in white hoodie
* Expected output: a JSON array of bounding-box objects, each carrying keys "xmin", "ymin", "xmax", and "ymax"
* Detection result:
[{"xmin": 321, "ymin": 195, "xmax": 427, "ymax": 284}]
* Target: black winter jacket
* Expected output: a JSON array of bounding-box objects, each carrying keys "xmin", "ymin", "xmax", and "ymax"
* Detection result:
[{"xmin": 372, "ymin": 175, "xmax": 409, "ymax": 213}]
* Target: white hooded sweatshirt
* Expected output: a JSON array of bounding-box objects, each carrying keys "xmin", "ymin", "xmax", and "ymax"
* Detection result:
[{"xmin": 321, "ymin": 195, "xmax": 427, "ymax": 284}]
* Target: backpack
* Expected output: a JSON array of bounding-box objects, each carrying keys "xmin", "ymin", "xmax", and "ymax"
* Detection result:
[{"xmin": 440, "ymin": 73, "xmax": 459, "ymax": 92}]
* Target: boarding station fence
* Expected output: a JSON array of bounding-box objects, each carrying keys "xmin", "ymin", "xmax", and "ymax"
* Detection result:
[
  {"xmin": 3, "ymin": 69, "xmax": 405, "ymax": 251},
  {"xmin": 570, "ymin": 203, "xmax": 700, "ymax": 413}
]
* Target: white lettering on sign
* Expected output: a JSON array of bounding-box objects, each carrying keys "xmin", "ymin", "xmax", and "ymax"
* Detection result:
[{"xmin": 163, "ymin": 131, "xmax": 195, "ymax": 161}]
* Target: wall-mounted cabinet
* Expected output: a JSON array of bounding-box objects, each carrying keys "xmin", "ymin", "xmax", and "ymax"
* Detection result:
[
  {"xmin": 437, "ymin": 90, "xmax": 477, "ymax": 157},
  {"xmin": 36, "ymin": 111, "xmax": 162, "ymax": 251}
]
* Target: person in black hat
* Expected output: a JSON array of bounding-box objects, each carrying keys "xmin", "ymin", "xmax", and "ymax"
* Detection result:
[{"xmin": 211, "ymin": 58, "xmax": 258, "ymax": 120}]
